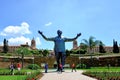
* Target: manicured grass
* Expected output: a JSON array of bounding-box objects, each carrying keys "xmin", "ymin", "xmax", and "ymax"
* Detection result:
[
  {"xmin": 0, "ymin": 75, "xmax": 27, "ymax": 80},
  {"xmin": 0, "ymin": 68, "xmax": 42, "ymax": 80}
]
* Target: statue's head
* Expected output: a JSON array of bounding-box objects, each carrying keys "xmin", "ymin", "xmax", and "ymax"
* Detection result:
[{"xmin": 57, "ymin": 30, "xmax": 62, "ymax": 36}]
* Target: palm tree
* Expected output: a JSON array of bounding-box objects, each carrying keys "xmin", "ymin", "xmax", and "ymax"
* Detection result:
[
  {"xmin": 82, "ymin": 36, "xmax": 100, "ymax": 67},
  {"xmin": 82, "ymin": 36, "xmax": 100, "ymax": 54}
]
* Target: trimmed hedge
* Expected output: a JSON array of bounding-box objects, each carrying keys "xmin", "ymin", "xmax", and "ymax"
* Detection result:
[
  {"xmin": 27, "ymin": 64, "xmax": 40, "ymax": 70},
  {"xmin": 76, "ymin": 63, "xmax": 87, "ymax": 69}
]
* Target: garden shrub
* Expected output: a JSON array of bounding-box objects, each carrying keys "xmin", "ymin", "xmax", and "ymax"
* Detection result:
[
  {"xmin": 25, "ymin": 70, "xmax": 41, "ymax": 80},
  {"xmin": 14, "ymin": 71, "xmax": 26, "ymax": 75},
  {"xmin": 27, "ymin": 64, "xmax": 40, "ymax": 70},
  {"xmin": 5, "ymin": 53, "xmax": 12, "ymax": 56},
  {"xmin": 76, "ymin": 63, "xmax": 86, "ymax": 69}
]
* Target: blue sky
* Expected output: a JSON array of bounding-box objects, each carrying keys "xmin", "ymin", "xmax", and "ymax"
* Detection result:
[{"xmin": 0, "ymin": 0, "xmax": 120, "ymax": 50}]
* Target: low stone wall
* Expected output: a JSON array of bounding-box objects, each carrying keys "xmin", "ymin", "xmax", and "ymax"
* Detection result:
[
  {"xmin": 34, "ymin": 56, "xmax": 120, "ymax": 68},
  {"xmin": 34, "ymin": 56, "xmax": 79, "ymax": 68},
  {"xmin": 0, "ymin": 55, "xmax": 120, "ymax": 69},
  {"xmin": 34, "ymin": 56, "xmax": 56, "ymax": 68},
  {"xmin": 0, "ymin": 57, "xmax": 30, "ymax": 68},
  {"xmin": 80, "ymin": 56, "xmax": 120, "ymax": 67}
]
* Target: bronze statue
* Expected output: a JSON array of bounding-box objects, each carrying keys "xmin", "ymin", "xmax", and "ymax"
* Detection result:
[{"xmin": 38, "ymin": 30, "xmax": 81, "ymax": 71}]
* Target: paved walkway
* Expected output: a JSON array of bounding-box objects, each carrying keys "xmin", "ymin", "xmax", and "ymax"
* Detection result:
[{"xmin": 40, "ymin": 69, "xmax": 97, "ymax": 80}]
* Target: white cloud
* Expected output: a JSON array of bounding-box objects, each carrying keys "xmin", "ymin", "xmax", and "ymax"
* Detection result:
[
  {"xmin": 8, "ymin": 36, "xmax": 41, "ymax": 46},
  {"xmin": 0, "ymin": 22, "xmax": 31, "ymax": 36},
  {"xmin": 0, "ymin": 32, "xmax": 6, "ymax": 36},
  {"xmin": 8, "ymin": 36, "xmax": 31, "ymax": 46},
  {"xmin": 35, "ymin": 37, "xmax": 41, "ymax": 46},
  {"xmin": 45, "ymin": 22, "xmax": 52, "ymax": 26},
  {"xmin": 0, "ymin": 22, "xmax": 42, "ymax": 48}
]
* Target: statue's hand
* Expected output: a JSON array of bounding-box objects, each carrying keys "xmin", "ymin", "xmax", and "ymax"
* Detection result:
[
  {"xmin": 77, "ymin": 33, "xmax": 81, "ymax": 37},
  {"xmin": 38, "ymin": 30, "xmax": 43, "ymax": 35}
]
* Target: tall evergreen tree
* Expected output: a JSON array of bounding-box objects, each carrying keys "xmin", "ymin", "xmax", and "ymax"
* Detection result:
[
  {"xmin": 99, "ymin": 41, "xmax": 106, "ymax": 53},
  {"xmin": 113, "ymin": 39, "xmax": 119, "ymax": 53},
  {"xmin": 3, "ymin": 39, "xmax": 9, "ymax": 53},
  {"xmin": 113, "ymin": 39, "xmax": 115, "ymax": 53},
  {"xmin": 115, "ymin": 41, "xmax": 119, "ymax": 53}
]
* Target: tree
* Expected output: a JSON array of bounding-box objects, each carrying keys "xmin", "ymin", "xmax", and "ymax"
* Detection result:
[
  {"xmin": 99, "ymin": 41, "xmax": 106, "ymax": 53},
  {"xmin": 30, "ymin": 50, "xmax": 40, "ymax": 69},
  {"xmin": 42, "ymin": 49, "xmax": 49, "ymax": 56},
  {"xmin": 79, "ymin": 43, "xmax": 88, "ymax": 54},
  {"xmin": 3, "ymin": 39, "xmax": 9, "ymax": 53},
  {"xmin": 82, "ymin": 36, "xmax": 100, "ymax": 53},
  {"xmin": 16, "ymin": 47, "xmax": 31, "ymax": 68},
  {"xmin": 31, "ymin": 50, "xmax": 39, "ymax": 55},
  {"xmin": 66, "ymin": 49, "xmax": 71, "ymax": 57},
  {"xmin": 82, "ymin": 36, "xmax": 100, "ymax": 67},
  {"xmin": 113, "ymin": 39, "xmax": 119, "ymax": 53},
  {"xmin": 38, "ymin": 49, "xmax": 44, "ymax": 56}
]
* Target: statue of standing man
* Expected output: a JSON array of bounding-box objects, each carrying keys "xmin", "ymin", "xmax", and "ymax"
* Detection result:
[{"xmin": 38, "ymin": 30, "xmax": 81, "ymax": 71}]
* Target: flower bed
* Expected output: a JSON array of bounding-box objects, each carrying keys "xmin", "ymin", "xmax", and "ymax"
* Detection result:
[{"xmin": 83, "ymin": 71, "xmax": 120, "ymax": 80}]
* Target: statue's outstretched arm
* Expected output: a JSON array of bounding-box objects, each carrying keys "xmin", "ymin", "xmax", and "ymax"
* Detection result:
[
  {"xmin": 38, "ymin": 30, "xmax": 54, "ymax": 41},
  {"xmin": 65, "ymin": 33, "xmax": 81, "ymax": 41},
  {"xmin": 74, "ymin": 33, "xmax": 81, "ymax": 40},
  {"xmin": 38, "ymin": 30, "xmax": 48, "ymax": 40}
]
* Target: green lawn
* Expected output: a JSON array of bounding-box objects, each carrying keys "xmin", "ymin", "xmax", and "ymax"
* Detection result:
[
  {"xmin": 0, "ymin": 75, "xmax": 27, "ymax": 80},
  {"xmin": 0, "ymin": 69, "xmax": 41, "ymax": 80}
]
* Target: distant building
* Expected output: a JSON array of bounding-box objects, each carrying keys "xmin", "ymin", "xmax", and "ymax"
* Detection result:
[
  {"xmin": 30, "ymin": 38, "xmax": 36, "ymax": 50},
  {"xmin": 0, "ymin": 38, "xmax": 37, "ymax": 53},
  {"xmin": 89, "ymin": 46, "xmax": 113, "ymax": 53},
  {"xmin": 72, "ymin": 40, "xmax": 120, "ymax": 53},
  {"xmin": 73, "ymin": 40, "xmax": 78, "ymax": 49}
]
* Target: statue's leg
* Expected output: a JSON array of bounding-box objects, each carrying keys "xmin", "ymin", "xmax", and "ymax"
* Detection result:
[
  {"xmin": 60, "ymin": 53, "xmax": 63, "ymax": 65},
  {"xmin": 56, "ymin": 52, "xmax": 61, "ymax": 71},
  {"xmin": 61, "ymin": 53, "xmax": 66, "ymax": 68}
]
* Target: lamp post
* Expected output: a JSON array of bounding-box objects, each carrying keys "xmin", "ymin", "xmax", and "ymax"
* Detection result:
[
  {"xmin": 21, "ymin": 50, "xmax": 24, "ymax": 68},
  {"xmin": 79, "ymin": 41, "xmax": 83, "ymax": 68},
  {"xmin": 79, "ymin": 40, "xmax": 84, "ymax": 68},
  {"xmin": 96, "ymin": 56, "xmax": 99, "ymax": 67},
  {"xmin": 79, "ymin": 47, "xmax": 81, "ymax": 63},
  {"xmin": 90, "ymin": 50, "xmax": 93, "ymax": 68},
  {"xmin": 31, "ymin": 50, "xmax": 35, "ymax": 70},
  {"xmin": 32, "ymin": 54, "xmax": 35, "ymax": 70},
  {"xmin": 78, "ymin": 48, "xmax": 81, "ymax": 69}
]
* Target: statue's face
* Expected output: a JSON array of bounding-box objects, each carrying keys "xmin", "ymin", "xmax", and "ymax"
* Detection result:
[{"xmin": 57, "ymin": 30, "xmax": 62, "ymax": 36}]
